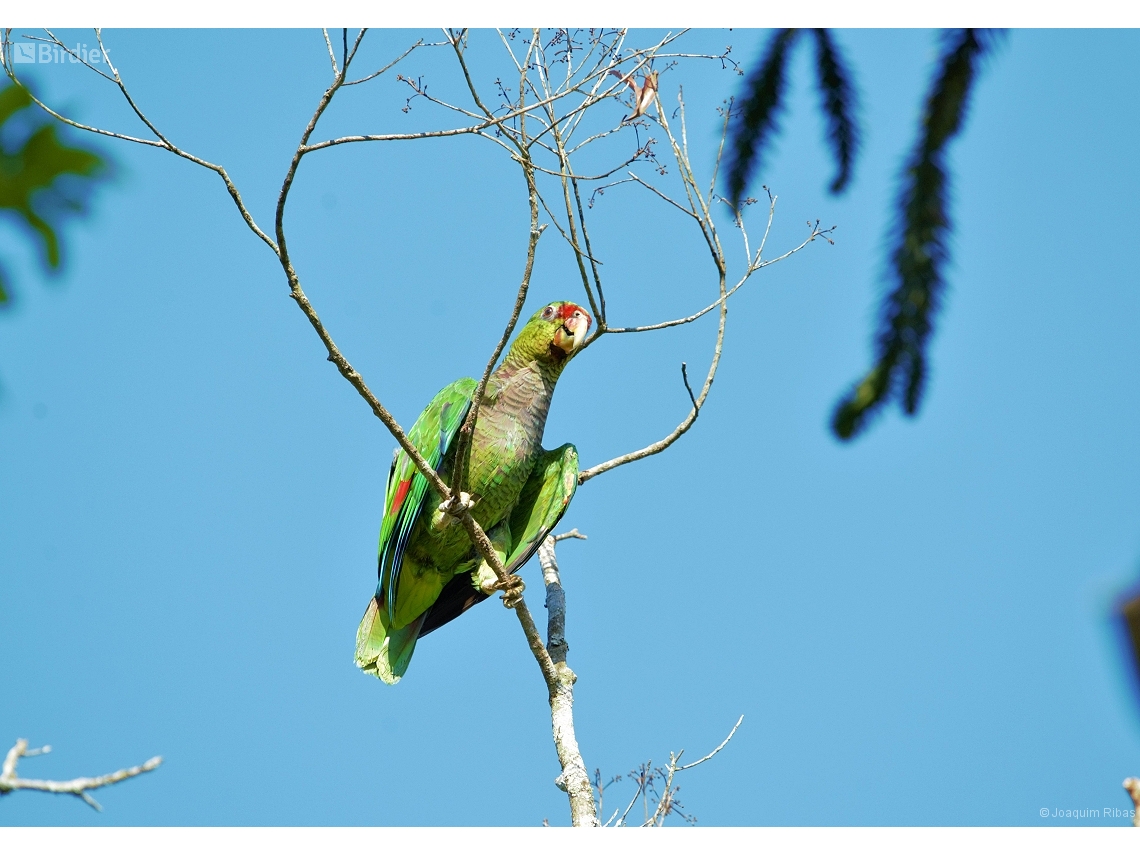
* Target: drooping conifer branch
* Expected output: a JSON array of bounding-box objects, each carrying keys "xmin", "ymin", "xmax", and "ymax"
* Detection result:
[{"xmin": 832, "ymin": 29, "xmax": 1004, "ymax": 439}]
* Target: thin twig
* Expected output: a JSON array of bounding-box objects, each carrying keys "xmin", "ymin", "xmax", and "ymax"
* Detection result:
[
  {"xmin": 677, "ymin": 715, "xmax": 744, "ymax": 771},
  {"xmin": 1, "ymin": 29, "xmax": 278, "ymax": 255},
  {"xmin": 0, "ymin": 739, "xmax": 161, "ymax": 812},
  {"xmin": 578, "ymin": 89, "xmax": 730, "ymax": 485},
  {"xmin": 578, "ymin": 94, "xmax": 830, "ymax": 484},
  {"xmin": 300, "ymin": 91, "xmax": 568, "ymax": 153},
  {"xmin": 605, "ymin": 217, "xmax": 825, "ymax": 335},
  {"xmin": 554, "ymin": 528, "xmax": 587, "ymax": 542},
  {"xmin": 626, "ymin": 170, "xmax": 698, "ymax": 218},
  {"xmin": 344, "ymin": 39, "xmax": 426, "ymax": 86},
  {"xmin": 37, "ymin": 30, "xmax": 115, "ymax": 81},
  {"xmin": 680, "ymin": 363, "xmax": 698, "ymax": 410},
  {"xmin": 322, "ymin": 29, "xmax": 339, "ymax": 76},
  {"xmin": 534, "ymin": 188, "xmax": 606, "ymax": 267}
]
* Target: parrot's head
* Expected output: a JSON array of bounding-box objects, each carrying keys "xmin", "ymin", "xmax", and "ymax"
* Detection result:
[{"xmin": 512, "ymin": 301, "xmax": 592, "ymax": 367}]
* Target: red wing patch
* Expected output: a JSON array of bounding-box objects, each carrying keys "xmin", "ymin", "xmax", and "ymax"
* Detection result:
[{"xmin": 391, "ymin": 479, "xmax": 412, "ymax": 516}]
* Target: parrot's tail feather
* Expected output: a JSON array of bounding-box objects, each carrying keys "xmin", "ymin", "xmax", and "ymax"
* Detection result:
[{"xmin": 355, "ymin": 596, "xmax": 425, "ymax": 685}]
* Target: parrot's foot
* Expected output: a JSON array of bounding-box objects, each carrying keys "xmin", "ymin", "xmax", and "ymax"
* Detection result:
[
  {"xmin": 435, "ymin": 492, "xmax": 476, "ymax": 529},
  {"xmin": 477, "ymin": 571, "xmax": 525, "ymax": 607},
  {"xmin": 497, "ymin": 575, "xmax": 526, "ymax": 608}
]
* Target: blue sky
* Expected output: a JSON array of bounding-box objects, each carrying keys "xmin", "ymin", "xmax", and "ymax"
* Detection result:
[{"xmin": 3, "ymin": 28, "xmax": 1140, "ymax": 826}]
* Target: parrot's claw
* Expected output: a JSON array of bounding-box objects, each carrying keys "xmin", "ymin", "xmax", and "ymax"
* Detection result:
[
  {"xmin": 436, "ymin": 492, "xmax": 476, "ymax": 527},
  {"xmin": 490, "ymin": 574, "xmax": 525, "ymax": 608}
]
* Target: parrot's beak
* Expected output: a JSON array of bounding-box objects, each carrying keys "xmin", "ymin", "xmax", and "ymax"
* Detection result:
[{"xmin": 553, "ymin": 307, "xmax": 591, "ymax": 354}]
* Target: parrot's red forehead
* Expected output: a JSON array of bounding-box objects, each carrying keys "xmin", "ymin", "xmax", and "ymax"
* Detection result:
[{"xmin": 559, "ymin": 302, "xmax": 592, "ymax": 327}]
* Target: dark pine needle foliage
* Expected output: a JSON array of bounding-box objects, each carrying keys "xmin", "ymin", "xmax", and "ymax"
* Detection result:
[
  {"xmin": 726, "ymin": 28, "xmax": 800, "ymax": 208},
  {"xmin": 726, "ymin": 28, "xmax": 859, "ymax": 209},
  {"xmin": 832, "ymin": 29, "xmax": 1005, "ymax": 440},
  {"xmin": 811, "ymin": 29, "xmax": 859, "ymax": 195}
]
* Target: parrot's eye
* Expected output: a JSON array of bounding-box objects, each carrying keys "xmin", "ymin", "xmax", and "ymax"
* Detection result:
[{"xmin": 542, "ymin": 306, "xmax": 555, "ymax": 319}]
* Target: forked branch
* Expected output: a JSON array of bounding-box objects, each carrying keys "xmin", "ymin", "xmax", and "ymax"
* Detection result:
[
  {"xmin": 595, "ymin": 716, "xmax": 744, "ymax": 826},
  {"xmin": 0, "ymin": 739, "xmax": 161, "ymax": 811},
  {"xmin": 576, "ymin": 90, "xmax": 831, "ymax": 485}
]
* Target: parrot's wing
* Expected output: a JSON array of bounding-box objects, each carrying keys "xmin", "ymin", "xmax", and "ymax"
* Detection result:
[
  {"xmin": 417, "ymin": 444, "xmax": 579, "ymax": 637},
  {"xmin": 377, "ymin": 377, "xmax": 476, "ymax": 616},
  {"xmin": 504, "ymin": 443, "xmax": 579, "ymax": 576}
]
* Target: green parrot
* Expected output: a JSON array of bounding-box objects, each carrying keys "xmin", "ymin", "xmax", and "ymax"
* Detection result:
[{"xmin": 355, "ymin": 300, "xmax": 592, "ymax": 684}]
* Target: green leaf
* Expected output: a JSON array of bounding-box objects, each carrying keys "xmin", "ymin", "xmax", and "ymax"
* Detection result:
[
  {"xmin": 0, "ymin": 83, "xmax": 33, "ymax": 126},
  {"xmin": 0, "ymin": 81, "xmax": 108, "ymax": 300}
]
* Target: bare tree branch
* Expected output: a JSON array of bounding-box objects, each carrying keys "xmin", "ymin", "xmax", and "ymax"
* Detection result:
[
  {"xmin": 302, "ymin": 81, "xmax": 616, "ymax": 154},
  {"xmin": 539, "ymin": 533, "xmax": 598, "ymax": 826},
  {"xmin": 0, "ymin": 739, "xmax": 161, "ymax": 812},
  {"xmin": 577, "ymin": 89, "xmax": 729, "ymax": 485},
  {"xmin": 627, "ymin": 170, "xmax": 699, "ymax": 217},
  {"xmin": 645, "ymin": 715, "xmax": 744, "ymax": 825},
  {"xmin": 344, "ymin": 39, "xmax": 428, "ymax": 86},
  {"xmin": 322, "ymin": 28, "xmax": 339, "ymax": 76},
  {"xmin": 595, "ymin": 716, "xmax": 743, "ymax": 827},
  {"xmin": 676, "ymin": 714, "xmax": 744, "ymax": 771},
  {"xmin": 602, "ymin": 211, "xmax": 828, "ymax": 337},
  {"xmin": 577, "ymin": 94, "xmax": 831, "ymax": 484},
  {"xmin": 35, "ymin": 30, "xmax": 115, "ymax": 81},
  {"xmin": 529, "ymin": 48, "xmax": 612, "ymax": 325},
  {"xmin": 1, "ymin": 29, "xmax": 278, "ymax": 254}
]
